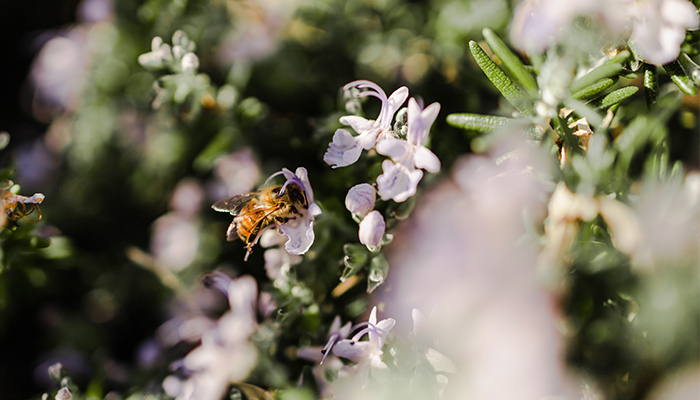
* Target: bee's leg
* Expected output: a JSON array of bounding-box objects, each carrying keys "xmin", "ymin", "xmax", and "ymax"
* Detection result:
[
  {"xmin": 244, "ymin": 243, "xmax": 254, "ymax": 262},
  {"xmin": 241, "ymin": 206, "xmax": 283, "ymax": 262}
]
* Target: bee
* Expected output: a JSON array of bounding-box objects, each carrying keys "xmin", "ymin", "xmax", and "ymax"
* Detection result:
[{"xmin": 212, "ymin": 183, "xmax": 309, "ymax": 260}]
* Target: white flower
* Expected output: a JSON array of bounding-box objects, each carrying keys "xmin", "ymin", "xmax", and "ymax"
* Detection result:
[
  {"xmin": 345, "ymin": 183, "xmax": 376, "ymax": 217},
  {"xmin": 358, "ymin": 210, "xmax": 386, "ymax": 249},
  {"xmin": 265, "ymin": 167, "xmax": 322, "ymax": 255},
  {"xmin": 212, "ymin": 148, "xmax": 261, "ymax": 199},
  {"xmin": 172, "ymin": 275, "xmax": 258, "ymax": 400},
  {"xmin": 510, "ymin": 0, "xmax": 698, "ymax": 65},
  {"xmin": 324, "ymin": 80, "xmax": 409, "ymax": 168},
  {"xmin": 297, "ymin": 316, "xmax": 352, "ymax": 398},
  {"xmin": 376, "ymin": 98, "xmax": 441, "ymax": 202},
  {"xmin": 298, "ymin": 316, "xmax": 352, "ymax": 364},
  {"xmin": 630, "ymin": 0, "xmax": 700, "ymax": 65},
  {"xmin": 332, "ymin": 307, "xmax": 396, "ymax": 387},
  {"xmin": 31, "ymin": 29, "xmax": 90, "ymax": 116},
  {"xmin": 260, "ymin": 229, "xmax": 301, "ymax": 281}
]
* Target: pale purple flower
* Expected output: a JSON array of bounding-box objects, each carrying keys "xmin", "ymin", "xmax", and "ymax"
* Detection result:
[
  {"xmin": 211, "ymin": 148, "xmax": 261, "ymax": 200},
  {"xmin": 77, "ymin": 0, "xmax": 114, "ymax": 23},
  {"xmin": 151, "ymin": 179, "xmax": 204, "ymax": 271},
  {"xmin": 630, "ymin": 0, "xmax": 700, "ymax": 65},
  {"xmin": 510, "ymin": 0, "xmax": 626, "ymax": 53},
  {"xmin": 31, "ymin": 28, "xmax": 90, "ymax": 118},
  {"xmin": 345, "ymin": 183, "xmax": 376, "ymax": 217},
  {"xmin": 298, "ymin": 316, "xmax": 352, "ymax": 365},
  {"xmin": 170, "ymin": 178, "xmax": 204, "ymax": 219},
  {"xmin": 170, "ymin": 274, "xmax": 258, "ymax": 400},
  {"xmin": 332, "ymin": 307, "xmax": 396, "ymax": 386},
  {"xmin": 324, "ymin": 80, "xmax": 409, "ymax": 168},
  {"xmin": 380, "ymin": 139, "xmax": 586, "ymax": 400},
  {"xmin": 376, "ymin": 98, "xmax": 441, "ymax": 202},
  {"xmin": 510, "ymin": 0, "xmax": 698, "ymax": 65},
  {"xmin": 297, "ymin": 316, "xmax": 352, "ymax": 398},
  {"xmin": 150, "ymin": 215, "xmax": 199, "ymax": 271},
  {"xmin": 265, "ymin": 167, "xmax": 322, "ymax": 255},
  {"xmin": 260, "ymin": 229, "xmax": 301, "ymax": 281},
  {"xmin": 358, "ymin": 210, "xmax": 386, "ymax": 249},
  {"xmin": 218, "ymin": 0, "xmax": 297, "ymax": 63}
]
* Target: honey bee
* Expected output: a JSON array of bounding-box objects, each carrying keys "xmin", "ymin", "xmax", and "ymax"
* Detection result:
[{"xmin": 212, "ymin": 183, "xmax": 309, "ymax": 260}]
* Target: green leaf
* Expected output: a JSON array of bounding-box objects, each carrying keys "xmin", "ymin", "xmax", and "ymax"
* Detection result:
[
  {"xmin": 341, "ymin": 244, "xmax": 368, "ymax": 282},
  {"xmin": 469, "ymin": 41, "xmax": 535, "ymax": 117},
  {"xmin": 482, "ymin": 28, "xmax": 539, "ymax": 95},
  {"xmin": 663, "ymin": 59, "xmax": 697, "ymax": 95},
  {"xmin": 193, "ymin": 126, "xmax": 239, "ymax": 172},
  {"xmin": 551, "ymin": 115, "xmax": 580, "ymax": 155},
  {"xmin": 446, "ymin": 113, "xmax": 513, "ymax": 132},
  {"xmin": 367, "ymin": 254, "xmax": 389, "ymax": 293},
  {"xmin": 570, "ymin": 55, "xmax": 628, "ymax": 94},
  {"xmin": 643, "ymin": 63, "xmax": 658, "ymax": 108},
  {"xmin": 390, "ymin": 195, "xmax": 416, "ymax": 220},
  {"xmin": 571, "ymin": 77, "xmax": 617, "ymax": 99},
  {"xmin": 677, "ymin": 53, "xmax": 700, "ymax": 87},
  {"xmin": 446, "ymin": 113, "xmax": 542, "ymax": 140},
  {"xmin": 614, "ymin": 89, "xmax": 682, "ymax": 176},
  {"xmin": 592, "ymin": 86, "xmax": 639, "ymax": 110}
]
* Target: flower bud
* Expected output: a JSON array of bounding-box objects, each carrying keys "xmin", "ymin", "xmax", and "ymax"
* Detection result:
[
  {"xmin": 55, "ymin": 388, "xmax": 72, "ymax": 400},
  {"xmin": 181, "ymin": 53, "xmax": 199, "ymax": 74},
  {"xmin": 345, "ymin": 184, "xmax": 376, "ymax": 217},
  {"xmin": 48, "ymin": 363, "xmax": 66, "ymax": 383},
  {"xmin": 359, "ymin": 210, "xmax": 385, "ymax": 249}
]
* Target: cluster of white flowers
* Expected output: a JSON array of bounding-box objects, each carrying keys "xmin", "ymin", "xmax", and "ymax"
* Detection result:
[
  {"xmin": 325, "ymin": 80, "xmax": 441, "ymax": 249},
  {"xmin": 138, "ymin": 30, "xmax": 200, "ymax": 74},
  {"xmin": 297, "ymin": 306, "xmax": 456, "ymax": 399},
  {"xmin": 162, "ymin": 274, "xmax": 259, "ymax": 400},
  {"xmin": 511, "ymin": 0, "xmax": 699, "ymax": 65}
]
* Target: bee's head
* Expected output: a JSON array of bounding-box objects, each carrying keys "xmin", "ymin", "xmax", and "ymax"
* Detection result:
[{"xmin": 287, "ymin": 184, "xmax": 308, "ymax": 208}]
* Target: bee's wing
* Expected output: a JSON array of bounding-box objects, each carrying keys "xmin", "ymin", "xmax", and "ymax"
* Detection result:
[{"xmin": 212, "ymin": 192, "xmax": 258, "ymax": 215}]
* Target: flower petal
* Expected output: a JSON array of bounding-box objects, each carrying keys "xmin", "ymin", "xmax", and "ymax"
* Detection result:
[
  {"xmin": 259, "ymin": 229, "xmax": 286, "ymax": 248},
  {"xmin": 368, "ymin": 306, "xmax": 378, "ymax": 325},
  {"xmin": 376, "ymin": 160, "xmax": 424, "ymax": 203},
  {"xmin": 373, "ymin": 318, "xmax": 396, "ymax": 348},
  {"xmin": 663, "ymin": 0, "xmax": 700, "ymax": 28},
  {"xmin": 324, "ymin": 129, "xmax": 364, "ymax": 168},
  {"xmin": 407, "ymin": 98, "xmax": 441, "ymax": 146},
  {"xmin": 333, "ymin": 339, "xmax": 369, "ymax": 362},
  {"xmin": 280, "ymin": 214, "xmax": 315, "ymax": 255},
  {"xmin": 345, "ymin": 183, "xmax": 376, "ymax": 216},
  {"xmin": 359, "ymin": 210, "xmax": 386, "ymax": 248},
  {"xmin": 340, "ymin": 115, "xmax": 375, "ymax": 135},
  {"xmin": 293, "ymin": 166, "xmax": 316, "ymax": 205},
  {"xmin": 309, "ymin": 203, "xmax": 322, "ymax": 218},
  {"xmin": 414, "ymin": 146, "xmax": 441, "ymax": 173},
  {"xmin": 226, "ymin": 275, "xmax": 258, "ymax": 317},
  {"xmin": 382, "ymin": 86, "xmax": 409, "ymax": 124},
  {"xmin": 297, "ymin": 346, "xmax": 324, "ymax": 363},
  {"xmin": 376, "ymin": 138, "xmax": 410, "ymax": 161},
  {"xmin": 263, "ymin": 248, "xmax": 286, "ymax": 280}
]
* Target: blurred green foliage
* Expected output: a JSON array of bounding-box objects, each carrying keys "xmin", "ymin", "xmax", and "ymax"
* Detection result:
[{"xmin": 0, "ymin": 0, "xmax": 698, "ymax": 399}]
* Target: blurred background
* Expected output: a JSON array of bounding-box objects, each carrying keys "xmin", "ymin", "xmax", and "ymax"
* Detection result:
[{"xmin": 0, "ymin": 0, "xmax": 697, "ymax": 399}]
